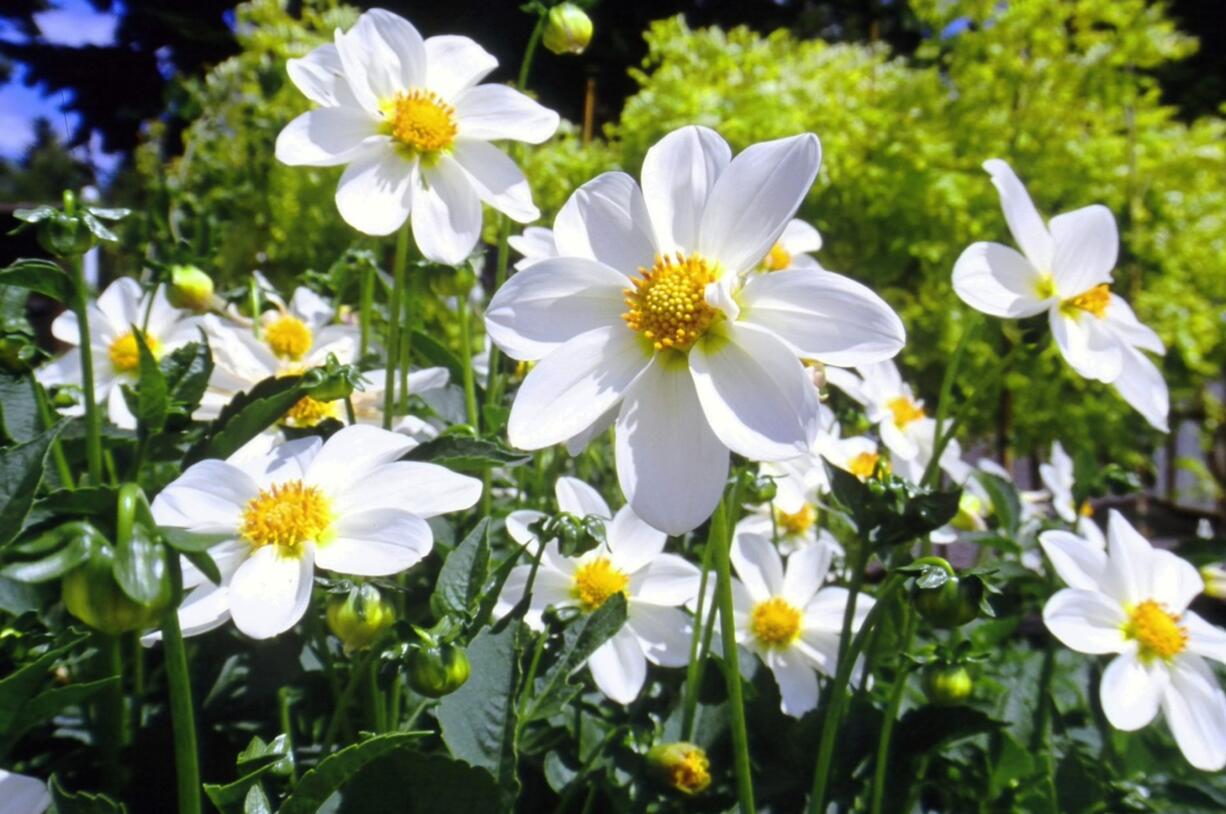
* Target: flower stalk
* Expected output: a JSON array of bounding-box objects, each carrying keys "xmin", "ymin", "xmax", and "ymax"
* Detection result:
[
  {"xmin": 383, "ymin": 224, "xmax": 411, "ymax": 428},
  {"xmin": 67, "ymin": 254, "xmax": 102, "ymax": 484},
  {"xmin": 162, "ymin": 554, "xmax": 202, "ymax": 814}
]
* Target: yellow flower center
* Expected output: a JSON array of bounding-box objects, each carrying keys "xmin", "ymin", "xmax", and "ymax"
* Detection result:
[
  {"xmin": 888, "ymin": 396, "xmax": 925, "ymax": 428},
  {"xmin": 775, "ymin": 503, "xmax": 816, "ymax": 537},
  {"xmin": 282, "ymin": 396, "xmax": 341, "ymax": 429},
  {"xmin": 108, "ymin": 331, "xmax": 159, "ymax": 373},
  {"xmin": 239, "ymin": 480, "xmax": 332, "ymax": 552},
  {"xmin": 1034, "ymin": 274, "xmax": 1057, "ymax": 300},
  {"xmin": 750, "ymin": 596, "xmax": 802, "ymax": 648},
  {"xmin": 668, "ymin": 748, "xmax": 711, "ymax": 795},
  {"xmin": 572, "ymin": 557, "xmax": 629, "ymax": 611},
  {"xmin": 265, "ymin": 315, "xmax": 313, "ymax": 360},
  {"xmin": 623, "ymin": 252, "xmax": 720, "ymax": 351},
  {"xmin": 1078, "ymin": 500, "xmax": 1094, "ymax": 518},
  {"xmin": 1125, "ymin": 599, "xmax": 1187, "ymax": 662},
  {"xmin": 764, "ymin": 242, "xmax": 791, "ymax": 271},
  {"xmin": 389, "ymin": 89, "xmax": 458, "ymax": 154},
  {"xmin": 1061, "ymin": 284, "xmax": 1111, "ymax": 319},
  {"xmin": 847, "ymin": 451, "xmax": 881, "ymax": 480}
]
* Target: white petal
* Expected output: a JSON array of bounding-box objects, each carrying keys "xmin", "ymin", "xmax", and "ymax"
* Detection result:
[
  {"xmin": 1050, "ymin": 309, "xmax": 1122, "ymax": 383},
  {"xmin": 1050, "ymin": 204, "xmax": 1118, "ymax": 297},
  {"xmin": 452, "ymin": 139, "xmax": 539, "ymax": 222},
  {"xmin": 335, "ymin": 461, "xmax": 481, "ymax": 517},
  {"xmin": 633, "ymin": 553, "xmax": 700, "ymax": 606},
  {"xmin": 1104, "ymin": 295, "xmax": 1164, "ymax": 354},
  {"xmin": 738, "ymin": 269, "xmax": 905, "ymax": 366},
  {"xmin": 698, "ymin": 133, "xmax": 821, "ymax": 274},
  {"xmin": 95, "ymin": 277, "xmax": 144, "ymax": 334},
  {"xmin": 781, "ymin": 542, "xmax": 832, "ymax": 608},
  {"xmin": 690, "ymin": 322, "xmax": 818, "ymax": 460},
  {"xmin": 587, "ymin": 629, "xmax": 647, "ymax": 704},
  {"xmin": 304, "ymin": 424, "xmax": 415, "ymax": 496},
  {"xmin": 767, "ymin": 648, "xmax": 819, "ymax": 718},
  {"xmin": 780, "ymin": 218, "xmax": 822, "ymax": 253},
  {"xmin": 804, "ymin": 586, "xmax": 872, "ymax": 634},
  {"xmin": 151, "ymin": 460, "xmax": 257, "ymax": 534},
  {"xmin": 335, "ymin": 148, "xmax": 414, "ymax": 236},
  {"xmin": 275, "ymin": 108, "xmax": 382, "ymax": 167},
  {"xmin": 181, "ymin": 540, "xmax": 247, "ymax": 589},
  {"xmin": 640, "ymin": 125, "xmax": 731, "ymax": 254},
  {"xmin": 1103, "ymin": 509, "xmax": 1153, "ymax": 607},
  {"xmin": 455, "ymin": 84, "xmax": 559, "ymax": 144},
  {"xmin": 334, "ymin": 9, "xmax": 425, "ymax": 113},
  {"xmin": 508, "ymin": 226, "xmax": 558, "ymax": 267},
  {"xmin": 494, "ymin": 563, "xmax": 573, "ymax": 630},
  {"xmin": 607, "ymin": 506, "xmax": 667, "ymax": 573},
  {"xmin": 1100, "ymin": 652, "xmax": 1165, "ymax": 731},
  {"xmin": 1147, "ymin": 549, "xmax": 1203, "ymax": 613},
  {"xmin": 730, "ymin": 532, "xmax": 784, "ymax": 600},
  {"xmin": 286, "ymin": 43, "xmax": 360, "ymax": 108},
  {"xmin": 1112, "ymin": 344, "xmax": 1169, "ymax": 433},
  {"xmin": 505, "ymin": 509, "xmax": 546, "ymax": 547},
  {"xmin": 1038, "ymin": 530, "xmax": 1108, "ymax": 591},
  {"xmin": 0, "ymin": 770, "xmax": 50, "ymax": 814},
  {"xmin": 1042, "ymin": 588, "xmax": 1127, "ymax": 654},
  {"xmin": 106, "ymin": 384, "xmax": 137, "ymax": 430},
  {"xmin": 423, "ymin": 35, "xmax": 497, "ymax": 98},
  {"xmin": 982, "ymin": 159, "xmax": 1053, "ymax": 271},
  {"xmin": 553, "ymin": 171, "xmax": 657, "ymax": 273},
  {"xmin": 1163, "ymin": 655, "xmax": 1226, "ymax": 771},
  {"xmin": 554, "ymin": 476, "xmax": 611, "ymax": 519},
  {"xmin": 627, "ymin": 603, "xmax": 694, "ymax": 666},
  {"xmin": 508, "ymin": 326, "xmax": 649, "ymax": 449},
  {"xmin": 228, "ymin": 546, "xmax": 314, "ymax": 639},
  {"xmin": 484, "ymin": 256, "xmax": 629, "ymax": 361},
  {"xmin": 315, "ymin": 508, "xmax": 432, "ymax": 576},
  {"xmin": 1184, "ymin": 612, "xmax": 1226, "ymax": 666},
  {"xmin": 615, "ymin": 356, "xmax": 729, "ymax": 535},
  {"xmin": 564, "ymin": 403, "xmax": 617, "ymax": 456},
  {"xmin": 413, "ymin": 157, "xmax": 482, "ymax": 265},
  {"xmin": 174, "ymin": 581, "xmax": 235, "ymax": 639},
  {"xmin": 951, "ymin": 241, "xmax": 1049, "ymax": 318}
]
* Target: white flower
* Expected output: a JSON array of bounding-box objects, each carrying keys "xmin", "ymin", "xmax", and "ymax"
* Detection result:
[
  {"xmin": 727, "ymin": 533, "xmax": 871, "ymax": 717},
  {"xmin": 1040, "ymin": 510, "xmax": 1226, "ymax": 770},
  {"xmin": 275, "ymin": 9, "xmax": 559, "ymax": 262},
  {"xmin": 757, "ymin": 219, "xmax": 824, "ymax": 272},
  {"xmin": 952, "ymin": 159, "xmax": 1168, "ymax": 431},
  {"xmin": 37, "ymin": 278, "xmax": 196, "ymax": 430},
  {"xmin": 150, "ymin": 424, "xmax": 481, "ymax": 639},
  {"xmin": 0, "ymin": 770, "xmax": 50, "ymax": 814},
  {"xmin": 825, "ymin": 361, "xmax": 928, "ymax": 462},
  {"xmin": 1039, "ymin": 440, "xmax": 1077, "ymax": 523},
  {"xmin": 485, "ymin": 125, "xmax": 905, "ymax": 534},
  {"xmin": 494, "ymin": 477, "xmax": 701, "ymax": 704},
  {"xmin": 508, "ymin": 226, "xmax": 559, "ymax": 271}
]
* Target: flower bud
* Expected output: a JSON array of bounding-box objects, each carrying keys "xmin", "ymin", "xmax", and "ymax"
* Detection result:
[
  {"xmin": 1201, "ymin": 563, "xmax": 1226, "ymax": 600},
  {"xmin": 950, "ymin": 493, "xmax": 987, "ymax": 533},
  {"xmin": 647, "ymin": 742, "xmax": 710, "ymax": 796},
  {"xmin": 167, "ymin": 265, "xmax": 216, "ymax": 311},
  {"xmin": 326, "ymin": 584, "xmax": 395, "ymax": 653},
  {"xmin": 62, "ymin": 548, "xmax": 165, "ymax": 635},
  {"xmin": 542, "ymin": 4, "xmax": 593, "ymax": 56},
  {"xmin": 921, "ymin": 663, "xmax": 974, "ymax": 706},
  {"xmin": 405, "ymin": 642, "xmax": 471, "ymax": 697}
]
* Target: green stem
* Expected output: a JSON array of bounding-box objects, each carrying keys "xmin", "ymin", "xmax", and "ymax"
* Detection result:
[
  {"xmin": 456, "ymin": 293, "xmax": 480, "ymax": 429},
  {"xmin": 922, "ymin": 317, "xmax": 980, "ymax": 490},
  {"xmin": 278, "ymin": 686, "xmax": 297, "ymax": 782},
  {"xmin": 517, "ymin": 11, "xmax": 547, "ymax": 90},
  {"xmin": 366, "ymin": 656, "xmax": 386, "ymax": 733},
  {"xmin": 68, "ymin": 255, "xmax": 102, "ymax": 484},
  {"xmin": 34, "ymin": 382, "xmax": 73, "ymax": 488},
  {"xmin": 383, "ymin": 225, "xmax": 410, "ymax": 429},
  {"xmin": 359, "ymin": 262, "xmax": 374, "ymax": 360},
  {"xmin": 711, "ymin": 490, "xmax": 755, "ymax": 813},
  {"xmin": 162, "ymin": 555, "xmax": 202, "ymax": 814},
  {"xmin": 398, "ymin": 271, "xmax": 416, "ymax": 415},
  {"xmin": 323, "ymin": 650, "xmax": 376, "ymax": 752},
  {"xmin": 868, "ymin": 610, "xmax": 916, "ymax": 814},
  {"xmin": 681, "ymin": 536, "xmax": 716, "ymax": 740},
  {"xmin": 248, "ymin": 277, "xmax": 262, "ymax": 338}
]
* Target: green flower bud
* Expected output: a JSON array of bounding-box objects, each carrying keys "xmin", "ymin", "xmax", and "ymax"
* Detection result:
[
  {"xmin": 405, "ymin": 642, "xmax": 471, "ymax": 698},
  {"xmin": 647, "ymin": 742, "xmax": 711, "ymax": 796},
  {"xmin": 167, "ymin": 265, "xmax": 216, "ymax": 311},
  {"xmin": 1201, "ymin": 563, "xmax": 1226, "ymax": 600},
  {"xmin": 950, "ymin": 493, "xmax": 987, "ymax": 532},
  {"xmin": 921, "ymin": 663, "xmax": 974, "ymax": 706},
  {"xmin": 326, "ymin": 585, "xmax": 395, "ymax": 653},
  {"xmin": 62, "ymin": 547, "xmax": 166, "ymax": 635},
  {"xmin": 39, "ymin": 211, "xmax": 97, "ymax": 258},
  {"xmin": 912, "ymin": 559, "xmax": 981, "ymax": 629},
  {"xmin": 542, "ymin": 4, "xmax": 593, "ymax": 56}
]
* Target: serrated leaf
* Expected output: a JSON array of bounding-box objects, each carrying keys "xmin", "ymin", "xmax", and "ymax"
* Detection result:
[
  {"xmin": 161, "ymin": 335, "xmax": 213, "ymax": 416},
  {"xmin": 431, "ymin": 519, "xmax": 490, "ymax": 619},
  {"xmin": 132, "ymin": 327, "xmax": 168, "ymax": 433},
  {"xmin": 184, "ymin": 375, "xmax": 306, "ymax": 465},
  {"xmin": 0, "ymin": 422, "xmax": 65, "ymax": 548},
  {"xmin": 525, "ymin": 594, "xmax": 627, "ymax": 722},
  {"xmin": 285, "ymin": 749, "xmax": 499, "ymax": 813},
  {"xmin": 3, "ymin": 677, "xmax": 119, "ymax": 754},
  {"xmin": 0, "ymin": 258, "xmax": 72, "ymax": 302},
  {"xmin": 48, "ymin": 775, "xmax": 127, "ymax": 814},
  {"xmin": 406, "ymin": 435, "xmax": 530, "ymax": 471},
  {"xmin": 277, "ymin": 732, "xmax": 429, "ymax": 814}
]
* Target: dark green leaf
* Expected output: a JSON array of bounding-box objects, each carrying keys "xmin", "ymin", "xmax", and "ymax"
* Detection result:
[
  {"xmin": 0, "ymin": 575, "xmax": 42, "ymax": 613},
  {"xmin": 0, "ymin": 258, "xmax": 72, "ymax": 303},
  {"xmin": 184, "ymin": 375, "xmax": 306, "ymax": 465},
  {"xmin": 975, "ymin": 472, "xmax": 1021, "ymax": 539},
  {"xmin": 183, "ymin": 549, "xmax": 222, "ymax": 586},
  {"xmin": 160, "ymin": 527, "xmax": 233, "ymax": 553},
  {"xmin": 277, "ymin": 732, "xmax": 429, "ymax": 814},
  {"xmin": 289, "ymin": 749, "xmax": 500, "ymax": 813},
  {"xmin": 0, "ymin": 634, "xmax": 87, "ymax": 740},
  {"xmin": 406, "ymin": 435, "xmax": 530, "ymax": 471},
  {"xmin": 431, "ymin": 519, "xmax": 490, "ymax": 619},
  {"xmin": 113, "ymin": 521, "xmax": 169, "ymax": 607},
  {"xmin": 132, "ymin": 327, "xmax": 168, "ymax": 433},
  {"xmin": 410, "ymin": 328, "xmax": 468, "ymax": 389},
  {"xmin": 525, "ymin": 594, "xmax": 627, "ymax": 722},
  {"xmin": 22, "ymin": 487, "xmax": 118, "ymax": 532},
  {"xmin": 0, "ymin": 422, "xmax": 65, "ymax": 548},
  {"xmin": 160, "ymin": 335, "xmax": 213, "ymax": 416},
  {"xmin": 0, "ymin": 373, "xmax": 40, "ymax": 444},
  {"xmin": 0, "ymin": 522, "xmax": 104, "ymax": 582},
  {"xmin": 3, "ymin": 677, "xmax": 119, "ymax": 754},
  {"xmin": 48, "ymin": 776, "xmax": 127, "ymax": 814},
  {"xmin": 894, "ymin": 705, "xmax": 1004, "ymax": 757}
]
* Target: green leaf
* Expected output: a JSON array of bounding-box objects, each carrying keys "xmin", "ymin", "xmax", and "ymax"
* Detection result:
[
  {"xmin": 113, "ymin": 521, "xmax": 168, "ymax": 607},
  {"xmin": 132, "ymin": 327, "xmax": 169, "ymax": 433},
  {"xmin": 0, "ymin": 575, "xmax": 42, "ymax": 614},
  {"xmin": 48, "ymin": 776, "xmax": 127, "ymax": 814},
  {"xmin": 182, "ymin": 549, "xmax": 222, "ymax": 586},
  {"xmin": 409, "ymin": 328, "xmax": 469, "ymax": 390},
  {"xmin": 0, "ymin": 258, "xmax": 72, "ymax": 303},
  {"xmin": 437, "ymin": 622, "xmax": 522, "ymax": 798},
  {"xmin": 3, "ymin": 677, "xmax": 119, "ymax": 754},
  {"xmin": 525, "ymin": 594, "xmax": 627, "ymax": 722},
  {"xmin": 285, "ymin": 749, "xmax": 500, "ymax": 813},
  {"xmin": 975, "ymin": 472, "xmax": 1022, "ymax": 539},
  {"xmin": 160, "ymin": 336, "xmax": 213, "ymax": 416},
  {"xmin": 160, "ymin": 527, "xmax": 233, "ymax": 553},
  {"xmin": 406, "ymin": 435, "xmax": 530, "ymax": 471},
  {"xmin": 22, "ymin": 487, "xmax": 119, "ymax": 533},
  {"xmin": 895, "ymin": 705, "xmax": 1004, "ymax": 757},
  {"xmin": 0, "ymin": 373, "xmax": 40, "ymax": 444},
  {"xmin": 0, "ymin": 634, "xmax": 87, "ymax": 745},
  {"xmin": 277, "ymin": 732, "xmax": 429, "ymax": 814},
  {"xmin": 0, "ymin": 422, "xmax": 65, "ymax": 548},
  {"xmin": 184, "ymin": 375, "xmax": 306, "ymax": 465},
  {"xmin": 0, "ymin": 522, "xmax": 104, "ymax": 583},
  {"xmin": 431, "ymin": 519, "xmax": 490, "ymax": 619}
]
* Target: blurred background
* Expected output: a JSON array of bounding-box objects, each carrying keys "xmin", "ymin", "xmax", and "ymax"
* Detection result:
[{"xmin": 1, "ymin": 0, "xmax": 1223, "ymax": 531}]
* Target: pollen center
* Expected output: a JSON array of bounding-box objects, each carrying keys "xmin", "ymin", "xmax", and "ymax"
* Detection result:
[
  {"xmin": 623, "ymin": 252, "xmax": 719, "ymax": 351},
  {"xmin": 1125, "ymin": 599, "xmax": 1187, "ymax": 662},
  {"xmin": 764, "ymin": 242, "xmax": 791, "ymax": 272},
  {"xmin": 265, "ymin": 315, "xmax": 313, "ymax": 360},
  {"xmin": 669, "ymin": 749, "xmax": 711, "ymax": 795},
  {"xmin": 282, "ymin": 396, "xmax": 341, "ymax": 429},
  {"xmin": 847, "ymin": 451, "xmax": 881, "ymax": 480},
  {"xmin": 1061, "ymin": 284, "xmax": 1111, "ymax": 319},
  {"xmin": 240, "ymin": 480, "xmax": 331, "ymax": 552},
  {"xmin": 108, "ymin": 331, "xmax": 159, "ymax": 373},
  {"xmin": 390, "ymin": 89, "xmax": 458, "ymax": 154},
  {"xmin": 888, "ymin": 396, "xmax": 925, "ymax": 428},
  {"xmin": 775, "ymin": 503, "xmax": 816, "ymax": 536},
  {"xmin": 750, "ymin": 597, "xmax": 802, "ymax": 648},
  {"xmin": 572, "ymin": 557, "xmax": 629, "ymax": 611}
]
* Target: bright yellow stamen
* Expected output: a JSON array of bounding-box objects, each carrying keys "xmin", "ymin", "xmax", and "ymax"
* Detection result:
[
  {"xmin": 1125, "ymin": 599, "xmax": 1187, "ymax": 662},
  {"xmin": 750, "ymin": 596, "xmax": 802, "ymax": 648},
  {"xmin": 1078, "ymin": 500, "xmax": 1094, "ymax": 518},
  {"xmin": 764, "ymin": 242, "xmax": 791, "ymax": 271},
  {"xmin": 623, "ymin": 252, "xmax": 719, "ymax": 351},
  {"xmin": 775, "ymin": 504, "xmax": 816, "ymax": 536},
  {"xmin": 108, "ymin": 332, "xmax": 159, "ymax": 373},
  {"xmin": 389, "ymin": 89, "xmax": 458, "ymax": 154},
  {"xmin": 668, "ymin": 749, "xmax": 711, "ymax": 795},
  {"xmin": 1061, "ymin": 284, "xmax": 1111, "ymax": 319},
  {"xmin": 888, "ymin": 396, "xmax": 925, "ymax": 428},
  {"xmin": 847, "ymin": 451, "xmax": 881, "ymax": 480},
  {"xmin": 282, "ymin": 396, "xmax": 341, "ymax": 429},
  {"xmin": 572, "ymin": 557, "xmax": 629, "ymax": 611},
  {"xmin": 265, "ymin": 315, "xmax": 313, "ymax": 360},
  {"xmin": 239, "ymin": 480, "xmax": 331, "ymax": 552}
]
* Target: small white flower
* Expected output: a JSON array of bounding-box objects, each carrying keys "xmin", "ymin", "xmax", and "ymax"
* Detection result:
[
  {"xmin": 494, "ymin": 477, "xmax": 701, "ymax": 704},
  {"xmin": 727, "ymin": 533, "xmax": 871, "ymax": 717},
  {"xmin": 0, "ymin": 769, "xmax": 50, "ymax": 814},
  {"xmin": 37, "ymin": 278, "xmax": 196, "ymax": 430},
  {"xmin": 1040, "ymin": 510, "xmax": 1226, "ymax": 770},
  {"xmin": 825, "ymin": 361, "xmax": 928, "ymax": 463},
  {"xmin": 151, "ymin": 424, "xmax": 481, "ymax": 639},
  {"xmin": 952, "ymin": 159, "xmax": 1168, "ymax": 431},
  {"xmin": 275, "ymin": 9, "xmax": 560, "ymax": 262},
  {"xmin": 1039, "ymin": 440, "xmax": 1077, "ymax": 523},
  {"xmin": 757, "ymin": 219, "xmax": 824, "ymax": 273},
  {"xmin": 486, "ymin": 126, "xmax": 905, "ymax": 534},
  {"xmin": 508, "ymin": 225, "xmax": 559, "ymax": 271}
]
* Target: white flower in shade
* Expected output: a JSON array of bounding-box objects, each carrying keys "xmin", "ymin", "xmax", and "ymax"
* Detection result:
[
  {"xmin": 485, "ymin": 126, "xmax": 905, "ymax": 534},
  {"xmin": 952, "ymin": 159, "xmax": 1168, "ymax": 431},
  {"xmin": 757, "ymin": 219, "xmax": 824, "ymax": 273},
  {"xmin": 1040, "ymin": 510, "xmax": 1226, "ymax": 770},
  {"xmin": 0, "ymin": 769, "xmax": 50, "ymax": 814},
  {"xmin": 1039, "ymin": 440, "xmax": 1078, "ymax": 523},
  {"xmin": 275, "ymin": 9, "xmax": 559, "ymax": 262},
  {"xmin": 508, "ymin": 225, "xmax": 559, "ymax": 270},
  {"xmin": 825, "ymin": 361, "xmax": 929, "ymax": 462},
  {"xmin": 37, "ymin": 279, "xmax": 195, "ymax": 430},
  {"xmin": 151, "ymin": 425, "xmax": 481, "ymax": 639},
  {"xmin": 494, "ymin": 476, "xmax": 701, "ymax": 704},
  {"xmin": 727, "ymin": 533, "xmax": 871, "ymax": 717}
]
